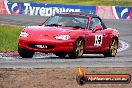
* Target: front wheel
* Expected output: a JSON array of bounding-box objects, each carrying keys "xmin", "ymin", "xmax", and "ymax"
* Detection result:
[
  {"xmin": 69, "ymin": 39, "xmax": 84, "ymax": 59},
  {"xmin": 103, "ymin": 38, "xmax": 118, "ymax": 57},
  {"xmin": 18, "ymin": 47, "xmax": 35, "ymax": 58}
]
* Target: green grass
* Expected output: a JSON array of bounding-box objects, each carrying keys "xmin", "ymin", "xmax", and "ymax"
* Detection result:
[
  {"xmin": 0, "ymin": 25, "xmax": 21, "ymax": 52},
  {"xmin": 15, "ymin": 0, "xmax": 132, "ymax": 6}
]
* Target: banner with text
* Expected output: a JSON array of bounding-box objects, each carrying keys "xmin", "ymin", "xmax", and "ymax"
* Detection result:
[
  {"xmin": 0, "ymin": 1, "xmax": 96, "ymax": 16},
  {"xmin": 96, "ymin": 6, "xmax": 132, "ymax": 19},
  {"xmin": 0, "ymin": 1, "xmax": 132, "ymax": 19}
]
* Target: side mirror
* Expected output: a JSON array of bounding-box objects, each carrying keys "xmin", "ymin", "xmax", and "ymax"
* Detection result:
[
  {"xmin": 92, "ymin": 26, "xmax": 103, "ymax": 33},
  {"xmin": 38, "ymin": 21, "xmax": 43, "ymax": 26}
]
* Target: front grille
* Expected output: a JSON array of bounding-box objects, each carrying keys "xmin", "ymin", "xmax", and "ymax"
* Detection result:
[{"xmin": 29, "ymin": 44, "xmax": 55, "ymax": 49}]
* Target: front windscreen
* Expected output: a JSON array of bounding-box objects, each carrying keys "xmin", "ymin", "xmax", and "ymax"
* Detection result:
[{"xmin": 44, "ymin": 14, "xmax": 88, "ymax": 29}]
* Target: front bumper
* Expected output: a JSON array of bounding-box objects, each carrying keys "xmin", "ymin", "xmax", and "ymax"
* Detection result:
[{"xmin": 18, "ymin": 37, "xmax": 75, "ymax": 53}]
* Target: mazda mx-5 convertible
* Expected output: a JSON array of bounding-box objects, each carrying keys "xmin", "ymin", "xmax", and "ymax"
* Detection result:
[{"xmin": 18, "ymin": 12, "xmax": 119, "ymax": 58}]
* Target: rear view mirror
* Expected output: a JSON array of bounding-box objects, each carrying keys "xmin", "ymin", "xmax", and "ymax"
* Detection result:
[
  {"xmin": 92, "ymin": 26, "xmax": 103, "ymax": 33},
  {"xmin": 38, "ymin": 21, "xmax": 43, "ymax": 26}
]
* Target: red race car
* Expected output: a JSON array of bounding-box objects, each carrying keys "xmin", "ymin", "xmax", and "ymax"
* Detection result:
[{"xmin": 18, "ymin": 12, "xmax": 119, "ymax": 58}]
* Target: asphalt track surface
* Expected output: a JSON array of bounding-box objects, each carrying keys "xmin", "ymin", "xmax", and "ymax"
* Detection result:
[{"xmin": 0, "ymin": 14, "xmax": 132, "ymax": 68}]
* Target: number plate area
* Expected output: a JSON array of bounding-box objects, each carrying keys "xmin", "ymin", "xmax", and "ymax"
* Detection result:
[{"xmin": 35, "ymin": 45, "xmax": 48, "ymax": 49}]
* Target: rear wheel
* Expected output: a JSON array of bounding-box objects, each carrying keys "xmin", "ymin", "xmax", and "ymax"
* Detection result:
[
  {"xmin": 54, "ymin": 52, "xmax": 67, "ymax": 58},
  {"xmin": 103, "ymin": 38, "xmax": 118, "ymax": 57},
  {"xmin": 69, "ymin": 39, "xmax": 84, "ymax": 59},
  {"xmin": 18, "ymin": 47, "xmax": 35, "ymax": 58}
]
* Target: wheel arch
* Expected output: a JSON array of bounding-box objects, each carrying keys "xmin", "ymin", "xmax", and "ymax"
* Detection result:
[
  {"xmin": 76, "ymin": 36, "xmax": 85, "ymax": 44},
  {"xmin": 112, "ymin": 36, "xmax": 119, "ymax": 47}
]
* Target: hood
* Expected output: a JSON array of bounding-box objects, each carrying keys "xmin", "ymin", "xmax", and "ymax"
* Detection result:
[{"xmin": 24, "ymin": 26, "xmax": 75, "ymax": 37}]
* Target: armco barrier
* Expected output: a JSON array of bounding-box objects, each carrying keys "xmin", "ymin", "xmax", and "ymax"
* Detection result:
[{"xmin": 0, "ymin": 0, "xmax": 132, "ymax": 19}]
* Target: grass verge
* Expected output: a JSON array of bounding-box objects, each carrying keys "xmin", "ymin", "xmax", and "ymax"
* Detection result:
[
  {"xmin": 14, "ymin": 0, "xmax": 132, "ymax": 6},
  {"xmin": 0, "ymin": 25, "xmax": 21, "ymax": 52}
]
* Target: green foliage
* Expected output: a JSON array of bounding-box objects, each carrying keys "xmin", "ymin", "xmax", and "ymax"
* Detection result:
[{"xmin": 0, "ymin": 25, "xmax": 21, "ymax": 52}]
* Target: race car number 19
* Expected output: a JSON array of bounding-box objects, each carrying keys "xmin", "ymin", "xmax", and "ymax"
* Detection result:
[{"xmin": 94, "ymin": 35, "xmax": 103, "ymax": 46}]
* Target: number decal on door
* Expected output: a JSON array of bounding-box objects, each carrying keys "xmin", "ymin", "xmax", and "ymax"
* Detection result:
[{"xmin": 94, "ymin": 35, "xmax": 103, "ymax": 46}]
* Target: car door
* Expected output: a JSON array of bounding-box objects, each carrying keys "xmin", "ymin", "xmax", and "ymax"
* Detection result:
[{"xmin": 85, "ymin": 17, "xmax": 107, "ymax": 52}]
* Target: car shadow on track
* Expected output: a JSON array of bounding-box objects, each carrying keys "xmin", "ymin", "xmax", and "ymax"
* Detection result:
[{"xmin": 31, "ymin": 54, "xmax": 106, "ymax": 60}]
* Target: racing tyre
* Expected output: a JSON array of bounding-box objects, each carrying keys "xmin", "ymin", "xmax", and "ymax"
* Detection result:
[
  {"xmin": 54, "ymin": 52, "xmax": 67, "ymax": 58},
  {"xmin": 18, "ymin": 47, "xmax": 35, "ymax": 58},
  {"xmin": 69, "ymin": 39, "xmax": 84, "ymax": 59},
  {"xmin": 103, "ymin": 38, "xmax": 118, "ymax": 57}
]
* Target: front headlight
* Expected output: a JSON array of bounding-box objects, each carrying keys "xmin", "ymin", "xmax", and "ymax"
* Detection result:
[
  {"xmin": 20, "ymin": 32, "xmax": 29, "ymax": 37},
  {"xmin": 55, "ymin": 35, "xmax": 70, "ymax": 40}
]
